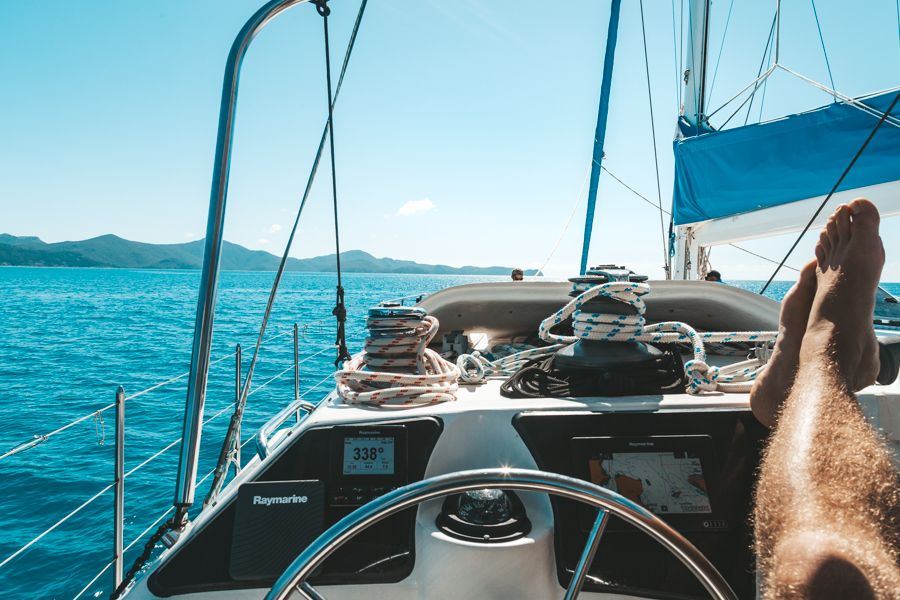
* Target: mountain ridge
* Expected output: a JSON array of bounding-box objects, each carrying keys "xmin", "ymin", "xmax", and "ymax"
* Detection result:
[{"xmin": 0, "ymin": 234, "xmax": 539, "ymax": 275}]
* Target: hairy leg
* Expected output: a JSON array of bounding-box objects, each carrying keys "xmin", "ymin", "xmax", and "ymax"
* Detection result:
[
  {"xmin": 750, "ymin": 260, "xmax": 817, "ymax": 428},
  {"xmin": 753, "ymin": 199, "xmax": 900, "ymax": 599},
  {"xmin": 756, "ymin": 364, "xmax": 900, "ymax": 599}
]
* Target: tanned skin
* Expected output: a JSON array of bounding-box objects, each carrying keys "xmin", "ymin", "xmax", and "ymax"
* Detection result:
[{"xmin": 751, "ymin": 199, "xmax": 900, "ymax": 599}]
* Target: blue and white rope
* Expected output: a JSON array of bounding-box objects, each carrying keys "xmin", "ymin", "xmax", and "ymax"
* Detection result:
[{"xmin": 539, "ymin": 282, "xmax": 778, "ymax": 393}]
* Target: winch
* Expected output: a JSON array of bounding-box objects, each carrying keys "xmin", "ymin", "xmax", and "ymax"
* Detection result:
[{"xmin": 554, "ymin": 265, "xmax": 665, "ymax": 373}]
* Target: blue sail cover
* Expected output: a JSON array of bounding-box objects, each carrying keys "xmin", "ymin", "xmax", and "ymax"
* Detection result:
[{"xmin": 672, "ymin": 90, "xmax": 900, "ymax": 225}]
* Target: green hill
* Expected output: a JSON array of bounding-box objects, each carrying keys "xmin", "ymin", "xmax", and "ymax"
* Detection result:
[{"xmin": 0, "ymin": 234, "xmax": 539, "ymax": 275}]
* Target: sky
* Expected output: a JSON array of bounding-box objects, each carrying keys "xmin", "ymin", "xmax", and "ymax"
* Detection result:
[{"xmin": 2, "ymin": 0, "xmax": 899, "ymax": 281}]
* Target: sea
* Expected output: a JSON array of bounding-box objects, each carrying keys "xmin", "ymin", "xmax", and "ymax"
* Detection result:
[{"xmin": 0, "ymin": 267, "xmax": 896, "ymax": 599}]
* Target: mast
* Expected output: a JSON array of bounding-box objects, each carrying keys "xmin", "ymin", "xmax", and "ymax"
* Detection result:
[
  {"xmin": 673, "ymin": 0, "xmax": 711, "ymax": 279},
  {"xmin": 579, "ymin": 0, "xmax": 622, "ymax": 275},
  {"xmin": 682, "ymin": 0, "xmax": 711, "ymax": 130}
]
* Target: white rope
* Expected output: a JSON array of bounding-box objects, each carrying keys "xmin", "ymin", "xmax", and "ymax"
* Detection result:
[
  {"xmin": 456, "ymin": 345, "xmax": 564, "ymax": 384},
  {"xmin": 538, "ymin": 281, "xmax": 777, "ymax": 393},
  {"xmin": 336, "ymin": 314, "xmax": 459, "ymax": 407}
]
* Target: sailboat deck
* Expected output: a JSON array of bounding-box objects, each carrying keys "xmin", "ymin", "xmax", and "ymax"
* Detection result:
[{"xmin": 124, "ymin": 368, "xmax": 900, "ymax": 600}]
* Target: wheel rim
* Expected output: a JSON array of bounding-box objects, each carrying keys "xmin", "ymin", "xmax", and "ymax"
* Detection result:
[{"xmin": 266, "ymin": 467, "xmax": 737, "ymax": 600}]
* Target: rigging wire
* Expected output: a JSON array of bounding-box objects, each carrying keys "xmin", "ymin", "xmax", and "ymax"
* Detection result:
[
  {"xmin": 639, "ymin": 0, "xmax": 671, "ymax": 278},
  {"xmin": 536, "ymin": 167, "xmax": 590, "ymax": 276},
  {"xmin": 316, "ymin": 0, "xmax": 352, "ymax": 367},
  {"xmin": 669, "ymin": 0, "xmax": 683, "ymax": 269},
  {"xmin": 203, "ymin": 0, "xmax": 369, "ymax": 508},
  {"xmin": 679, "ymin": 0, "xmax": 685, "ymax": 110},
  {"xmin": 757, "ymin": 64, "xmax": 771, "ymax": 122},
  {"xmin": 809, "ymin": 0, "xmax": 836, "ymax": 101},
  {"xmin": 759, "ymin": 89, "xmax": 900, "ymax": 294},
  {"xmin": 719, "ymin": 86, "xmax": 758, "ymax": 130},
  {"xmin": 729, "ymin": 243, "xmax": 799, "ymax": 273},
  {"xmin": 718, "ymin": 16, "xmax": 774, "ymax": 131},
  {"xmin": 706, "ymin": 0, "xmax": 735, "ymax": 109},
  {"xmin": 671, "ymin": 0, "xmax": 681, "ymax": 113},
  {"xmin": 601, "ymin": 165, "xmax": 801, "ymax": 274},
  {"xmin": 743, "ymin": 13, "xmax": 777, "ymax": 126}
]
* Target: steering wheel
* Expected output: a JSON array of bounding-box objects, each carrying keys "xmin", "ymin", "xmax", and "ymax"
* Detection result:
[{"xmin": 265, "ymin": 468, "xmax": 738, "ymax": 600}]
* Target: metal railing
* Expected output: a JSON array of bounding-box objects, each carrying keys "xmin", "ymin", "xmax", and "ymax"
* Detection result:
[
  {"xmin": 256, "ymin": 371, "xmax": 334, "ymax": 459},
  {"xmin": 0, "ymin": 322, "xmax": 334, "ymax": 598}
]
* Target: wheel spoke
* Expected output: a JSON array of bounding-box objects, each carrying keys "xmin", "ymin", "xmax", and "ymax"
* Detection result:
[
  {"xmin": 296, "ymin": 582, "xmax": 326, "ymax": 600},
  {"xmin": 563, "ymin": 509, "xmax": 609, "ymax": 600},
  {"xmin": 266, "ymin": 469, "xmax": 737, "ymax": 600}
]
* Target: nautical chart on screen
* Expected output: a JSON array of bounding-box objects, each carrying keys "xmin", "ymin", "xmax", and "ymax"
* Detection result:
[{"xmin": 589, "ymin": 451, "xmax": 711, "ymax": 515}]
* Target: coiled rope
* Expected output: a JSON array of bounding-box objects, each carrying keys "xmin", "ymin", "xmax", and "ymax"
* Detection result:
[
  {"xmin": 538, "ymin": 281, "xmax": 777, "ymax": 393},
  {"xmin": 335, "ymin": 308, "xmax": 460, "ymax": 406},
  {"xmin": 456, "ymin": 344, "xmax": 565, "ymax": 384}
]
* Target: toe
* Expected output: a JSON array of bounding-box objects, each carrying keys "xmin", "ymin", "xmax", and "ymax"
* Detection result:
[
  {"xmin": 834, "ymin": 204, "xmax": 851, "ymax": 240},
  {"xmin": 797, "ymin": 260, "xmax": 817, "ymax": 291},
  {"xmin": 780, "ymin": 261, "xmax": 817, "ymax": 328},
  {"xmin": 815, "ymin": 240, "xmax": 827, "ymax": 267},
  {"xmin": 826, "ymin": 216, "xmax": 839, "ymax": 247},
  {"xmin": 849, "ymin": 198, "xmax": 880, "ymax": 230},
  {"xmin": 818, "ymin": 228, "xmax": 832, "ymax": 255}
]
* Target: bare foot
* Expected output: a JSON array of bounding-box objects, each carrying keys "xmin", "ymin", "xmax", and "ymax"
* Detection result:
[
  {"xmin": 799, "ymin": 199, "xmax": 884, "ymax": 390},
  {"xmin": 750, "ymin": 260, "xmax": 817, "ymax": 427}
]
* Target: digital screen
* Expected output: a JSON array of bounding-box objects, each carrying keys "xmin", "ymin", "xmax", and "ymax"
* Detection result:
[
  {"xmin": 588, "ymin": 451, "xmax": 711, "ymax": 514},
  {"xmin": 342, "ymin": 436, "xmax": 395, "ymax": 475}
]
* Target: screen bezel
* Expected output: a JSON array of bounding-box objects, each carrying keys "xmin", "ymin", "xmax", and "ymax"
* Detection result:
[{"xmin": 570, "ymin": 434, "xmax": 727, "ymax": 532}]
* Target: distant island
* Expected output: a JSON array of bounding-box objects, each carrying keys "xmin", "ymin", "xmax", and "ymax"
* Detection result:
[{"xmin": 0, "ymin": 234, "xmax": 540, "ymax": 276}]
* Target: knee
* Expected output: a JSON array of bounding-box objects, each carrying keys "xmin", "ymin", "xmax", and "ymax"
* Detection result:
[{"xmin": 766, "ymin": 531, "xmax": 877, "ymax": 600}]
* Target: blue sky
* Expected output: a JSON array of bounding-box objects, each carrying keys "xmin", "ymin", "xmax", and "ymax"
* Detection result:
[{"xmin": 2, "ymin": 0, "xmax": 899, "ymax": 279}]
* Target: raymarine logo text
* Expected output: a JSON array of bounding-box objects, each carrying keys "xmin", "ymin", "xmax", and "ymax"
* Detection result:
[{"xmin": 252, "ymin": 495, "xmax": 309, "ymax": 506}]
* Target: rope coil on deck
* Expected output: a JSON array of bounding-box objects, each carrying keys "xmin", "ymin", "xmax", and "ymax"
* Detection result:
[
  {"xmin": 539, "ymin": 281, "xmax": 778, "ymax": 393},
  {"xmin": 335, "ymin": 308, "xmax": 460, "ymax": 406},
  {"xmin": 456, "ymin": 345, "xmax": 565, "ymax": 384}
]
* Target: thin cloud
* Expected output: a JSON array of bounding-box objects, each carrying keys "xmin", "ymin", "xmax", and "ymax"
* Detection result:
[
  {"xmin": 258, "ymin": 238, "xmax": 270, "ymax": 245},
  {"xmin": 397, "ymin": 198, "xmax": 435, "ymax": 216},
  {"xmin": 268, "ymin": 224, "xmax": 283, "ymax": 234}
]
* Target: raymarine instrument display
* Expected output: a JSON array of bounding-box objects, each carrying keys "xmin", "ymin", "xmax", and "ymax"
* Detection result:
[
  {"xmin": 572, "ymin": 435, "xmax": 715, "ymax": 517},
  {"xmin": 342, "ymin": 436, "xmax": 395, "ymax": 475},
  {"xmin": 588, "ymin": 450, "xmax": 710, "ymax": 514},
  {"xmin": 329, "ymin": 425, "xmax": 408, "ymax": 507}
]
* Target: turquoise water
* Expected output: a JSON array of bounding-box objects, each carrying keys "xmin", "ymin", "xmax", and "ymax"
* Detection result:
[
  {"xmin": 0, "ymin": 268, "xmax": 503, "ymax": 599},
  {"xmin": 0, "ymin": 268, "xmax": 896, "ymax": 598}
]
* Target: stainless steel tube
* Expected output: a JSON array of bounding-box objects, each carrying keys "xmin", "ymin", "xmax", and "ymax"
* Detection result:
[
  {"xmin": 563, "ymin": 509, "xmax": 609, "ymax": 600},
  {"xmin": 173, "ymin": 0, "xmax": 310, "ymax": 514},
  {"xmin": 255, "ymin": 398, "xmax": 316, "ymax": 459},
  {"xmin": 234, "ymin": 344, "xmax": 242, "ymax": 470},
  {"xmin": 113, "ymin": 386, "xmax": 125, "ymax": 588},
  {"xmin": 294, "ymin": 323, "xmax": 300, "ymax": 402},
  {"xmin": 267, "ymin": 469, "xmax": 738, "ymax": 600}
]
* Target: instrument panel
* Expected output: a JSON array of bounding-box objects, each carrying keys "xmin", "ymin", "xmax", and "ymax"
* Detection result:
[
  {"xmin": 148, "ymin": 417, "xmax": 442, "ymax": 596},
  {"xmin": 514, "ymin": 409, "xmax": 768, "ymax": 599},
  {"xmin": 329, "ymin": 425, "xmax": 408, "ymax": 507}
]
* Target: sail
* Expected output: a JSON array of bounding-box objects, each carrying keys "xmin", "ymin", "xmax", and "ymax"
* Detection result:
[{"xmin": 672, "ymin": 89, "xmax": 900, "ymax": 225}]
